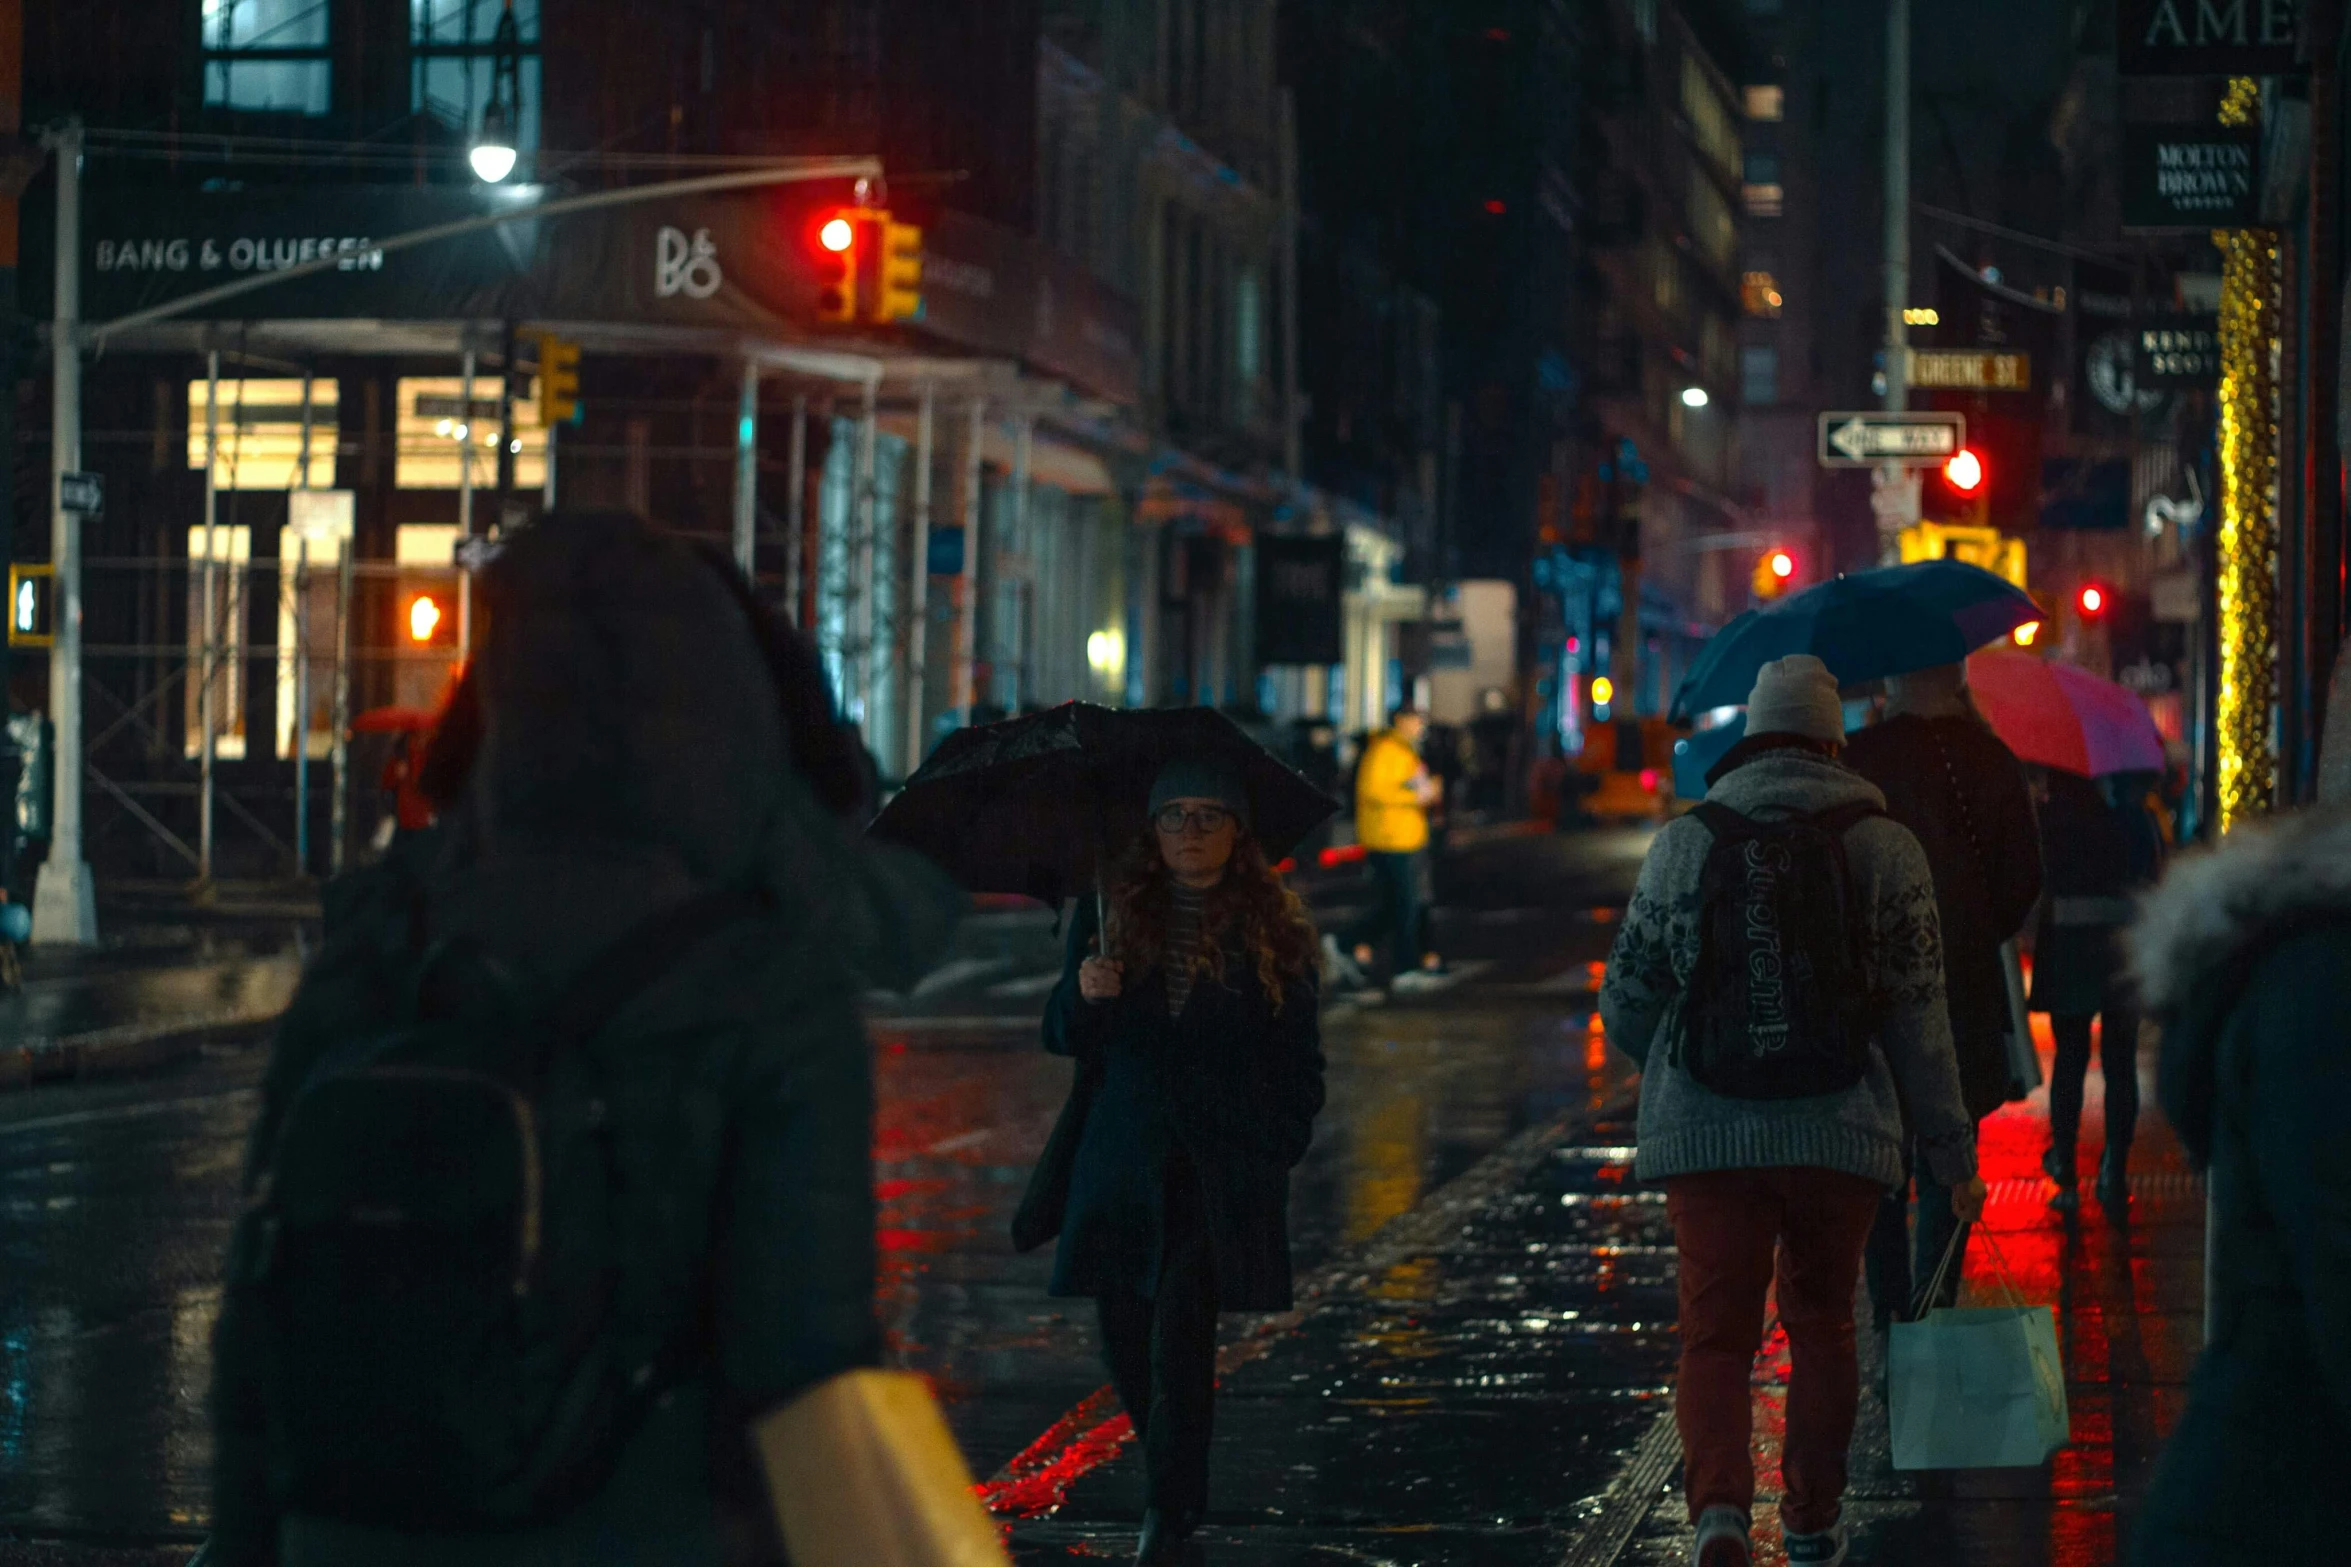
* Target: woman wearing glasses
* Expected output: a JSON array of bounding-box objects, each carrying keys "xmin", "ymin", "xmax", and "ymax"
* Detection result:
[{"xmin": 1038, "ymin": 755, "xmax": 1326, "ymax": 1565}]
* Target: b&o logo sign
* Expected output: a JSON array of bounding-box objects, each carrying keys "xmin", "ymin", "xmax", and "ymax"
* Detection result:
[{"xmin": 654, "ymin": 226, "xmax": 722, "ymax": 300}]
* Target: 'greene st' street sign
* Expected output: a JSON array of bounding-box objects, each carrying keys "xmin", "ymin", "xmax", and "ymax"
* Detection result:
[{"xmin": 1816, "ymin": 411, "xmax": 1967, "ymax": 468}]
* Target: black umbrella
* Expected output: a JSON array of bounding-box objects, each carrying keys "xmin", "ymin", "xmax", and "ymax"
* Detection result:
[{"xmin": 869, "ymin": 702, "xmax": 1340, "ymax": 911}]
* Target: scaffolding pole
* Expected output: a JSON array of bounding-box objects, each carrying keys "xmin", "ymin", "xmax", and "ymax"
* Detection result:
[
  {"xmin": 958, "ymin": 396, "xmax": 986, "ymax": 722},
  {"xmin": 330, "ymin": 537, "xmax": 353, "ymax": 875},
  {"xmin": 197, "ymin": 348, "xmax": 220, "ymax": 885},
  {"xmin": 457, "ymin": 344, "xmax": 476, "ymax": 659},
  {"xmin": 850, "ymin": 379, "xmax": 879, "ymax": 728},
  {"xmin": 292, "ymin": 372, "xmax": 313, "ymax": 875},
  {"xmin": 786, "ymin": 392, "xmax": 808, "ymax": 622},
  {"xmin": 904, "ymin": 382, "xmax": 935, "ymax": 774}
]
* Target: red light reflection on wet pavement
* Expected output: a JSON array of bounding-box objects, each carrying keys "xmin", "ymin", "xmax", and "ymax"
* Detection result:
[{"xmin": 1712, "ymin": 1018, "xmax": 2203, "ymax": 1566}]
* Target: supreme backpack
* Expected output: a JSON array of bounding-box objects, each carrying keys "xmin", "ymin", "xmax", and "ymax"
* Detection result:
[
  {"xmin": 1675, "ymin": 802, "xmax": 1882, "ymax": 1100},
  {"xmin": 231, "ymin": 887, "xmax": 760, "ymax": 1529}
]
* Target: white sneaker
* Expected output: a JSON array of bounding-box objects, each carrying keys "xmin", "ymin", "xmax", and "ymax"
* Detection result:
[
  {"xmin": 1692, "ymin": 1506, "xmax": 1751, "ymax": 1567},
  {"xmin": 1784, "ymin": 1512, "xmax": 1848, "ymax": 1567},
  {"xmin": 1319, "ymin": 935, "xmax": 1366, "ymax": 990}
]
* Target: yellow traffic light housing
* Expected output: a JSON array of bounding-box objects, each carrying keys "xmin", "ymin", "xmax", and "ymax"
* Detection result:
[
  {"xmin": 8, "ymin": 563, "xmax": 53, "ymax": 648},
  {"xmin": 877, "ymin": 220, "xmax": 924, "ymax": 322},
  {"xmin": 537, "ymin": 333, "xmax": 581, "ymax": 426},
  {"xmin": 1896, "ymin": 520, "xmax": 2028, "ymax": 589}
]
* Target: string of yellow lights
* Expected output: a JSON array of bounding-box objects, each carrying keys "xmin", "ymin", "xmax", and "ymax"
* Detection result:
[{"xmin": 2213, "ymin": 76, "xmax": 2277, "ymax": 832}]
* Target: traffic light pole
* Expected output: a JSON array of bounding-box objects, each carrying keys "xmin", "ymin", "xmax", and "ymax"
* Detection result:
[
  {"xmin": 29, "ymin": 119, "xmax": 92, "ymax": 943},
  {"xmin": 1872, "ymin": 0, "xmax": 1916, "ymax": 564}
]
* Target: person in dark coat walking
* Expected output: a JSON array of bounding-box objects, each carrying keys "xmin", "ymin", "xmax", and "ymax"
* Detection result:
[
  {"xmin": 207, "ymin": 514, "xmax": 962, "ymax": 1566},
  {"xmin": 2125, "ymin": 675, "xmax": 2351, "ymax": 1565},
  {"xmin": 1041, "ymin": 755, "xmax": 1325, "ymax": 1565},
  {"xmin": 1843, "ymin": 663, "xmax": 2041, "ymax": 1321},
  {"xmin": 2030, "ymin": 767, "xmax": 2164, "ymax": 1214}
]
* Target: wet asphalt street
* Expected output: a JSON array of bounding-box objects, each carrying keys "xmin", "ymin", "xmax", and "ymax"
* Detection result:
[{"xmin": 0, "ymin": 823, "xmax": 2202, "ymax": 1566}]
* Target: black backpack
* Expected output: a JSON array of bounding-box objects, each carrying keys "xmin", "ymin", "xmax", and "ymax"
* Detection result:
[
  {"xmin": 1675, "ymin": 802, "xmax": 1882, "ymax": 1100},
  {"xmin": 232, "ymin": 888, "xmax": 760, "ymax": 1530}
]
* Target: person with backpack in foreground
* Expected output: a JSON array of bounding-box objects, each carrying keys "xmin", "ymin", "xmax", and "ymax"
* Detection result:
[
  {"xmin": 1601, "ymin": 655, "xmax": 1985, "ymax": 1567},
  {"xmin": 207, "ymin": 513, "xmax": 966, "ymax": 1566}
]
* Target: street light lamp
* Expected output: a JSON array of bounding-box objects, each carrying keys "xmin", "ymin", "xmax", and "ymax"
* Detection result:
[
  {"xmin": 470, "ymin": 1, "xmax": 524, "ymax": 183},
  {"xmin": 469, "ymin": 99, "xmax": 517, "ymax": 183},
  {"xmin": 1680, "ymin": 386, "xmax": 1709, "ymax": 408}
]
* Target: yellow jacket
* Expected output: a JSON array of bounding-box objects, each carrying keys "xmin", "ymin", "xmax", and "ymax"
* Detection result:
[{"xmin": 1355, "ymin": 730, "xmax": 1431, "ymax": 852}]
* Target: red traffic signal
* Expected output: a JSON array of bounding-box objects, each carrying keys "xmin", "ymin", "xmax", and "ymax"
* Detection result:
[
  {"xmin": 2077, "ymin": 583, "xmax": 2106, "ymax": 617},
  {"xmin": 1942, "ymin": 449, "xmax": 1984, "ymax": 493},
  {"xmin": 811, "ymin": 207, "xmax": 874, "ymax": 323},
  {"xmin": 1769, "ymin": 550, "xmax": 1795, "ymax": 580}
]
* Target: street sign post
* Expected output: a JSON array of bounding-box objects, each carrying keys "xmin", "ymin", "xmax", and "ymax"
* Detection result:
[
  {"xmin": 1818, "ymin": 411, "xmax": 1966, "ymax": 468},
  {"xmin": 58, "ymin": 471, "xmax": 101, "ymax": 515},
  {"xmin": 1906, "ymin": 350, "xmax": 2030, "ymax": 392}
]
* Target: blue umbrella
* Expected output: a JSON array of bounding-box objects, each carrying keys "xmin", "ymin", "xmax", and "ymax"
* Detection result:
[
  {"xmin": 1670, "ymin": 560, "xmax": 2037, "ymax": 722},
  {"xmin": 1673, "ymin": 717, "xmax": 1748, "ymax": 800}
]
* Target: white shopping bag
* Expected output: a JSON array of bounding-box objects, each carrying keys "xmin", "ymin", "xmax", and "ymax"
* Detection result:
[{"xmin": 1888, "ymin": 1231, "xmax": 2068, "ymax": 1469}]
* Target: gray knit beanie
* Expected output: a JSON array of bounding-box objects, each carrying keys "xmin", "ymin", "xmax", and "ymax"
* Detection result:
[
  {"xmin": 1746, "ymin": 654, "xmax": 1845, "ymax": 745},
  {"xmin": 1147, "ymin": 753, "xmax": 1253, "ymax": 825}
]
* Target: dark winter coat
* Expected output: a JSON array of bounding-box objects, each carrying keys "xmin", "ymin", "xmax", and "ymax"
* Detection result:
[
  {"xmin": 207, "ymin": 515, "xmax": 962, "ymax": 1567},
  {"xmin": 1843, "ymin": 713, "xmax": 2043, "ymax": 1121},
  {"xmin": 2029, "ymin": 772, "xmax": 2162, "ymax": 1017},
  {"xmin": 2127, "ymin": 808, "xmax": 2351, "ymax": 1566},
  {"xmin": 1042, "ymin": 896, "xmax": 1325, "ymax": 1312}
]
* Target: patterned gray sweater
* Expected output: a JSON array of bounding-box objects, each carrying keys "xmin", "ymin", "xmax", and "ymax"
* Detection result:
[{"xmin": 1600, "ymin": 749, "xmax": 1978, "ymax": 1189}]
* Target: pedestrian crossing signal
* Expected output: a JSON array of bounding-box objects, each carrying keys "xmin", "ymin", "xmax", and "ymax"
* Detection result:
[{"xmin": 7, "ymin": 563, "xmax": 53, "ymax": 648}]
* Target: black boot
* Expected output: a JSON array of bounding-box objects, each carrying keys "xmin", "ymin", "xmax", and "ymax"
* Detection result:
[
  {"xmin": 2043, "ymin": 1145, "xmax": 2079, "ymax": 1211},
  {"xmin": 1136, "ymin": 1506, "xmax": 1202, "ymax": 1564},
  {"xmin": 2094, "ymin": 1146, "xmax": 2129, "ymax": 1217}
]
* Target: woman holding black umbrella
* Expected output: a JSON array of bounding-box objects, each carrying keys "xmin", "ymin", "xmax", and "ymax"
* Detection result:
[{"xmin": 1039, "ymin": 755, "xmax": 1326, "ymax": 1565}]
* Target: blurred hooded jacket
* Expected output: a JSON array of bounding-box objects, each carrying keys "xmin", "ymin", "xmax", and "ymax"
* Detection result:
[{"xmin": 209, "ymin": 512, "xmax": 961, "ymax": 1566}]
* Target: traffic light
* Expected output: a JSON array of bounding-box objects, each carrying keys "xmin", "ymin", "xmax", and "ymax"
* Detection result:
[
  {"xmin": 2077, "ymin": 583, "xmax": 2107, "ymax": 618},
  {"xmin": 814, "ymin": 210, "xmax": 862, "ymax": 323},
  {"xmin": 536, "ymin": 333, "xmax": 580, "ymax": 427},
  {"xmin": 877, "ymin": 219, "xmax": 924, "ymax": 322},
  {"xmin": 1753, "ymin": 548, "xmax": 1798, "ymax": 601},
  {"xmin": 1925, "ymin": 446, "xmax": 1990, "ymax": 529}
]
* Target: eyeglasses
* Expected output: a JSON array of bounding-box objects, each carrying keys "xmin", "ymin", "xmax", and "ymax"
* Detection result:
[{"xmin": 1153, "ymin": 804, "xmax": 1234, "ymax": 835}]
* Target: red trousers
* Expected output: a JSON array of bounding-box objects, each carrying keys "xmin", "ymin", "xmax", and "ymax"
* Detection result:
[{"xmin": 1665, "ymin": 1166, "xmax": 1884, "ymax": 1534}]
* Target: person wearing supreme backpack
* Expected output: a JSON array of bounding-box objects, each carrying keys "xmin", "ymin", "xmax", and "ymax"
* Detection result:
[
  {"xmin": 206, "ymin": 512, "xmax": 963, "ymax": 1566},
  {"xmin": 1602, "ymin": 655, "xmax": 1984, "ymax": 1567}
]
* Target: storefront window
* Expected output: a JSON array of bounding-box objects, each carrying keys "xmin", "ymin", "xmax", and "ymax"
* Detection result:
[
  {"xmin": 394, "ymin": 376, "xmax": 546, "ymax": 491},
  {"xmin": 185, "ymin": 378, "xmax": 339, "ymax": 491}
]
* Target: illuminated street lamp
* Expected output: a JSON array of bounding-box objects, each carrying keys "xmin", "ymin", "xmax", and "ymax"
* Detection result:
[
  {"xmin": 469, "ymin": 2, "xmax": 524, "ymax": 183},
  {"xmin": 469, "ymin": 100, "xmax": 517, "ymax": 183},
  {"xmin": 1680, "ymin": 386, "xmax": 1709, "ymax": 408}
]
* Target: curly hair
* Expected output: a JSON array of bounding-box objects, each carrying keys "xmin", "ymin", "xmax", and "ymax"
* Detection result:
[{"xmin": 1105, "ymin": 828, "xmax": 1319, "ymax": 1009}]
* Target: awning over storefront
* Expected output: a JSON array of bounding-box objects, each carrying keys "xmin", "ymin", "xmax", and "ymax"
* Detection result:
[{"xmin": 40, "ymin": 183, "xmax": 1142, "ymax": 405}]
